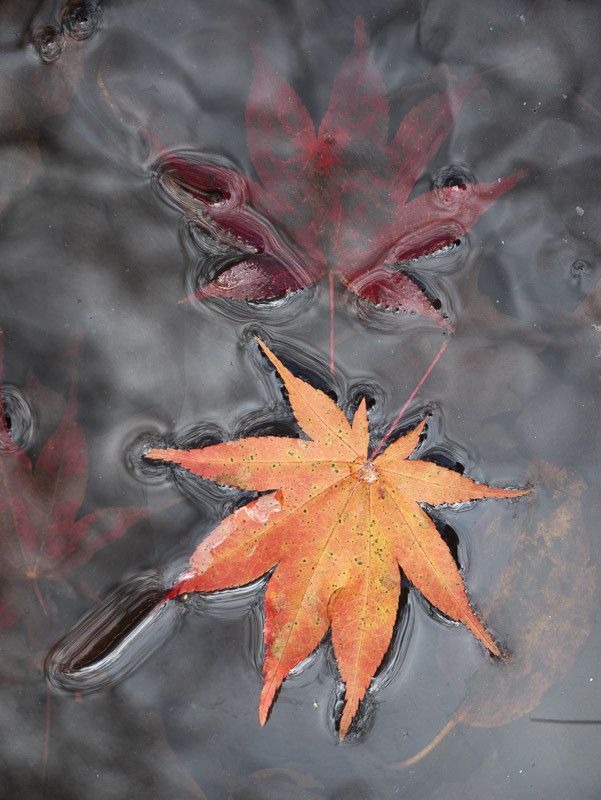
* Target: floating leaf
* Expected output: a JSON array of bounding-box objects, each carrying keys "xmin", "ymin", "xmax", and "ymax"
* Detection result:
[{"xmin": 147, "ymin": 339, "xmax": 527, "ymax": 736}]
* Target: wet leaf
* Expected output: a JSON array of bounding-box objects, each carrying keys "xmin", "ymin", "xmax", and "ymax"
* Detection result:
[
  {"xmin": 161, "ymin": 19, "xmax": 526, "ymax": 327},
  {"xmin": 0, "ymin": 328, "xmax": 177, "ymax": 636},
  {"xmin": 458, "ymin": 463, "xmax": 597, "ymax": 728},
  {"xmin": 146, "ymin": 339, "xmax": 527, "ymax": 737},
  {"xmin": 392, "ymin": 463, "xmax": 595, "ymax": 769}
]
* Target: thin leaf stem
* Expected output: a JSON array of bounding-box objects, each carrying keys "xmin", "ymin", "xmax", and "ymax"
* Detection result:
[
  {"xmin": 390, "ymin": 717, "xmax": 457, "ymax": 769},
  {"xmin": 569, "ymin": 87, "xmax": 601, "ymax": 122},
  {"xmin": 329, "ymin": 272, "xmax": 335, "ymax": 376},
  {"xmin": 33, "ymin": 578, "xmax": 47, "ymax": 614},
  {"xmin": 370, "ymin": 335, "xmax": 450, "ymax": 460}
]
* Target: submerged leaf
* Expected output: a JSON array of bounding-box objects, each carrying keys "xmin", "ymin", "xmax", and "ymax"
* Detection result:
[
  {"xmin": 0, "ymin": 328, "xmax": 177, "ymax": 635},
  {"xmin": 161, "ymin": 19, "xmax": 526, "ymax": 327},
  {"xmin": 458, "ymin": 464, "xmax": 596, "ymax": 728},
  {"xmin": 392, "ymin": 464, "xmax": 593, "ymax": 769}
]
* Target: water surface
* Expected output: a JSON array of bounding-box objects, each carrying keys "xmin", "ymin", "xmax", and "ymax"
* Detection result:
[{"xmin": 1, "ymin": 1, "xmax": 600, "ymax": 798}]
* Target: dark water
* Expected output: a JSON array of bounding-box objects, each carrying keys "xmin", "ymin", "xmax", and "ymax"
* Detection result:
[{"xmin": 1, "ymin": 0, "xmax": 601, "ymax": 797}]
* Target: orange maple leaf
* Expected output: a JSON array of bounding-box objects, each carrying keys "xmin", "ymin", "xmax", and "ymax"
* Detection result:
[{"xmin": 147, "ymin": 340, "xmax": 528, "ymax": 737}]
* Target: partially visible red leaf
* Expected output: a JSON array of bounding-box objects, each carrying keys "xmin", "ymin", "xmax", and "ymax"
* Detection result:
[
  {"xmin": 183, "ymin": 255, "xmax": 313, "ymax": 303},
  {"xmin": 388, "ymin": 76, "xmax": 481, "ymax": 195},
  {"xmin": 379, "ymin": 171, "xmax": 529, "ymax": 265},
  {"xmin": 0, "ymin": 328, "xmax": 178, "ymax": 636},
  {"xmin": 152, "ymin": 139, "xmax": 325, "ymax": 304},
  {"xmin": 245, "ymin": 48, "xmax": 316, "ymax": 212},
  {"xmin": 338, "ymin": 170, "xmax": 528, "ymax": 323},
  {"xmin": 339, "ymin": 265, "xmax": 452, "ymax": 326},
  {"xmin": 318, "ymin": 18, "xmax": 389, "ymax": 151}
]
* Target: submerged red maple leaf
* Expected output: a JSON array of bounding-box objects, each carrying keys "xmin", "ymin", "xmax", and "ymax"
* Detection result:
[
  {"xmin": 0, "ymin": 329, "xmax": 176, "ymax": 636},
  {"xmin": 147, "ymin": 340, "xmax": 528, "ymax": 736},
  {"xmin": 155, "ymin": 19, "xmax": 526, "ymax": 327}
]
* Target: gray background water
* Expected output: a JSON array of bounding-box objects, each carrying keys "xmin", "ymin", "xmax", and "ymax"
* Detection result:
[{"xmin": 1, "ymin": 0, "xmax": 600, "ymax": 797}]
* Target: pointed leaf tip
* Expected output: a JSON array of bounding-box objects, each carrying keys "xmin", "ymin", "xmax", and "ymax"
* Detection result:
[
  {"xmin": 353, "ymin": 16, "xmax": 367, "ymax": 46},
  {"xmin": 255, "ymin": 336, "xmax": 281, "ymax": 372}
]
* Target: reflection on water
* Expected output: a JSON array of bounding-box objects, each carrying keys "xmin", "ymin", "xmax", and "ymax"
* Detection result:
[{"xmin": 0, "ymin": 0, "xmax": 600, "ymax": 797}]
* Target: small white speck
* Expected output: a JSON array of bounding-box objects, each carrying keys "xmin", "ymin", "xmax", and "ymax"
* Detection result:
[
  {"xmin": 590, "ymin": 677, "xmax": 594, "ymax": 682},
  {"xmin": 520, "ymin": 14, "xmax": 526, "ymax": 23},
  {"xmin": 576, "ymin": 206, "xmax": 585, "ymax": 216},
  {"xmin": 562, "ymin": 94, "xmax": 568, "ymax": 100}
]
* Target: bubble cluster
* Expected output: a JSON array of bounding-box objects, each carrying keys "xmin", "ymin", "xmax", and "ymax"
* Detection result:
[{"xmin": 32, "ymin": 1, "xmax": 100, "ymax": 62}]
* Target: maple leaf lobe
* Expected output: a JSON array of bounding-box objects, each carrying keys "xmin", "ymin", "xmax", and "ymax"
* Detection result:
[{"xmin": 147, "ymin": 339, "xmax": 528, "ymax": 737}]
